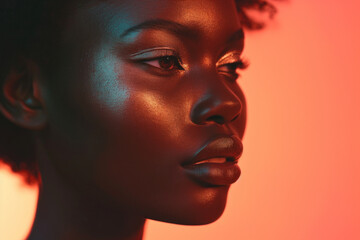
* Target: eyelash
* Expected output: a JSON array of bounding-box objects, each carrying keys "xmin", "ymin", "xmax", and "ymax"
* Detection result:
[
  {"xmin": 142, "ymin": 55, "xmax": 184, "ymax": 71},
  {"xmin": 142, "ymin": 56, "xmax": 248, "ymax": 74},
  {"xmin": 217, "ymin": 58, "xmax": 249, "ymax": 78},
  {"xmin": 132, "ymin": 49, "xmax": 249, "ymax": 78}
]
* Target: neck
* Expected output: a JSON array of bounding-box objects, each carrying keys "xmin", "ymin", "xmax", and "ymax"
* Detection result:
[{"xmin": 27, "ymin": 139, "xmax": 146, "ymax": 240}]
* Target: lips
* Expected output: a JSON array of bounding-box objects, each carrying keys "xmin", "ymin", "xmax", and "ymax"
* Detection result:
[
  {"xmin": 182, "ymin": 135, "xmax": 243, "ymax": 186},
  {"xmin": 193, "ymin": 157, "xmax": 227, "ymax": 165}
]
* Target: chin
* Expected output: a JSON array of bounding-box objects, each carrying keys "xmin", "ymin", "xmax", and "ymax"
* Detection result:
[{"xmin": 145, "ymin": 185, "xmax": 230, "ymax": 226}]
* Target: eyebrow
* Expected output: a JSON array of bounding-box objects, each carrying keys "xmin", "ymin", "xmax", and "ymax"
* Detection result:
[
  {"xmin": 120, "ymin": 19, "xmax": 200, "ymax": 40},
  {"xmin": 120, "ymin": 19, "xmax": 244, "ymax": 44}
]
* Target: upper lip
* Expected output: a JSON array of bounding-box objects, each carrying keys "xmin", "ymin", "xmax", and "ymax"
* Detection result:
[{"xmin": 182, "ymin": 135, "xmax": 243, "ymax": 166}]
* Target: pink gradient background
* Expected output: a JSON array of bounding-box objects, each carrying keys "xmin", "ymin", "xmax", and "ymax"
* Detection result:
[{"xmin": 1, "ymin": 0, "xmax": 360, "ymax": 239}]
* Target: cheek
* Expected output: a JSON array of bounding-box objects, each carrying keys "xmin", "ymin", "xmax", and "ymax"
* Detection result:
[
  {"xmin": 91, "ymin": 88, "xmax": 186, "ymax": 183},
  {"xmin": 85, "ymin": 77, "xmax": 182, "ymax": 187},
  {"xmin": 88, "ymin": 45, "xmax": 129, "ymax": 112}
]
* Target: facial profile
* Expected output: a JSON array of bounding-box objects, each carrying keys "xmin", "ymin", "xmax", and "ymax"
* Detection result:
[
  {"xmin": 0, "ymin": 0, "xmax": 277, "ymax": 239},
  {"xmin": 42, "ymin": 0, "xmax": 246, "ymax": 223}
]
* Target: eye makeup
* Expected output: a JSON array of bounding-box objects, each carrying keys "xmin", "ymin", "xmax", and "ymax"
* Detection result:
[
  {"xmin": 215, "ymin": 51, "xmax": 249, "ymax": 80},
  {"xmin": 128, "ymin": 47, "xmax": 185, "ymax": 74},
  {"xmin": 129, "ymin": 47, "xmax": 182, "ymax": 63},
  {"xmin": 216, "ymin": 51, "xmax": 249, "ymax": 69},
  {"xmin": 128, "ymin": 47, "xmax": 248, "ymax": 77}
]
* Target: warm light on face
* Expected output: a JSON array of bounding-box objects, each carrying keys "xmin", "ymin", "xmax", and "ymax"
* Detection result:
[{"xmin": 1, "ymin": 0, "xmax": 360, "ymax": 240}]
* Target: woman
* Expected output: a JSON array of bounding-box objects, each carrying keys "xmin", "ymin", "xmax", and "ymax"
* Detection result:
[{"xmin": 0, "ymin": 0, "xmax": 276, "ymax": 239}]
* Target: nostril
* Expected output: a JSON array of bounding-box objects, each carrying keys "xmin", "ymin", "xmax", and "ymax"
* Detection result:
[
  {"xmin": 206, "ymin": 115, "xmax": 225, "ymax": 125},
  {"xmin": 190, "ymin": 93, "xmax": 243, "ymax": 125}
]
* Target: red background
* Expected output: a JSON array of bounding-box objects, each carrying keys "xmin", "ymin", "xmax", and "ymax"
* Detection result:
[{"xmin": 1, "ymin": 0, "xmax": 360, "ymax": 239}]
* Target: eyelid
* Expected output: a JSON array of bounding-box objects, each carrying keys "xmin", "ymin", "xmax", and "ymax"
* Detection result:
[
  {"xmin": 129, "ymin": 47, "xmax": 181, "ymax": 62},
  {"xmin": 216, "ymin": 51, "xmax": 246, "ymax": 67}
]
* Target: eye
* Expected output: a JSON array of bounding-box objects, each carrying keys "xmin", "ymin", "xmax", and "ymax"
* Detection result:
[
  {"xmin": 217, "ymin": 59, "xmax": 249, "ymax": 77},
  {"xmin": 129, "ymin": 48, "xmax": 185, "ymax": 73},
  {"xmin": 143, "ymin": 56, "xmax": 184, "ymax": 71},
  {"xmin": 216, "ymin": 52, "xmax": 249, "ymax": 78}
]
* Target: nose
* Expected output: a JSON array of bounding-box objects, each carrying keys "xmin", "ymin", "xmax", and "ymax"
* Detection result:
[{"xmin": 190, "ymin": 83, "xmax": 243, "ymax": 125}]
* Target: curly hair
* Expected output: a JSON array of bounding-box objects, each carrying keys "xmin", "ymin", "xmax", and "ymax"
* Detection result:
[{"xmin": 0, "ymin": 0, "xmax": 278, "ymax": 183}]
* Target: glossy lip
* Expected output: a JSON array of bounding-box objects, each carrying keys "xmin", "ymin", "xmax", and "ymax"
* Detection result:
[
  {"xmin": 182, "ymin": 135, "xmax": 243, "ymax": 167},
  {"xmin": 182, "ymin": 135, "xmax": 243, "ymax": 186}
]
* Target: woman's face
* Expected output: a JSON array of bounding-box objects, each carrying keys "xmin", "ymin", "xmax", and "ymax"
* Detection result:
[{"xmin": 40, "ymin": 0, "xmax": 246, "ymax": 224}]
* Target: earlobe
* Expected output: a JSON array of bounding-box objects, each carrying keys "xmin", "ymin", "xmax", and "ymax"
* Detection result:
[{"xmin": 0, "ymin": 59, "xmax": 47, "ymax": 130}]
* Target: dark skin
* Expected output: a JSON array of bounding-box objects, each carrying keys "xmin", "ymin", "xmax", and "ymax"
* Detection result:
[{"xmin": 1, "ymin": 0, "xmax": 247, "ymax": 239}]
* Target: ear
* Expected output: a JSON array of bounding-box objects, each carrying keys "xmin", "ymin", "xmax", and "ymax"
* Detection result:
[{"xmin": 0, "ymin": 58, "xmax": 47, "ymax": 130}]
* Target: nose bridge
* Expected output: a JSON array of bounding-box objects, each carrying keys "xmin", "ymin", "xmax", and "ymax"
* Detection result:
[{"xmin": 190, "ymin": 71, "xmax": 242, "ymax": 125}]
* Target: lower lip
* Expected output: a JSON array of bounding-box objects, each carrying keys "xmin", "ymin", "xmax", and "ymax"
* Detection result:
[{"xmin": 183, "ymin": 162, "xmax": 241, "ymax": 186}]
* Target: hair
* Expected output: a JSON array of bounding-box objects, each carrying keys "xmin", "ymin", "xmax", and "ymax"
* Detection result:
[{"xmin": 0, "ymin": 0, "xmax": 278, "ymax": 184}]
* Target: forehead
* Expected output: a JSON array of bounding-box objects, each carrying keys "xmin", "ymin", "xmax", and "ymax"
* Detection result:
[{"xmin": 67, "ymin": 0, "xmax": 241, "ymax": 42}]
